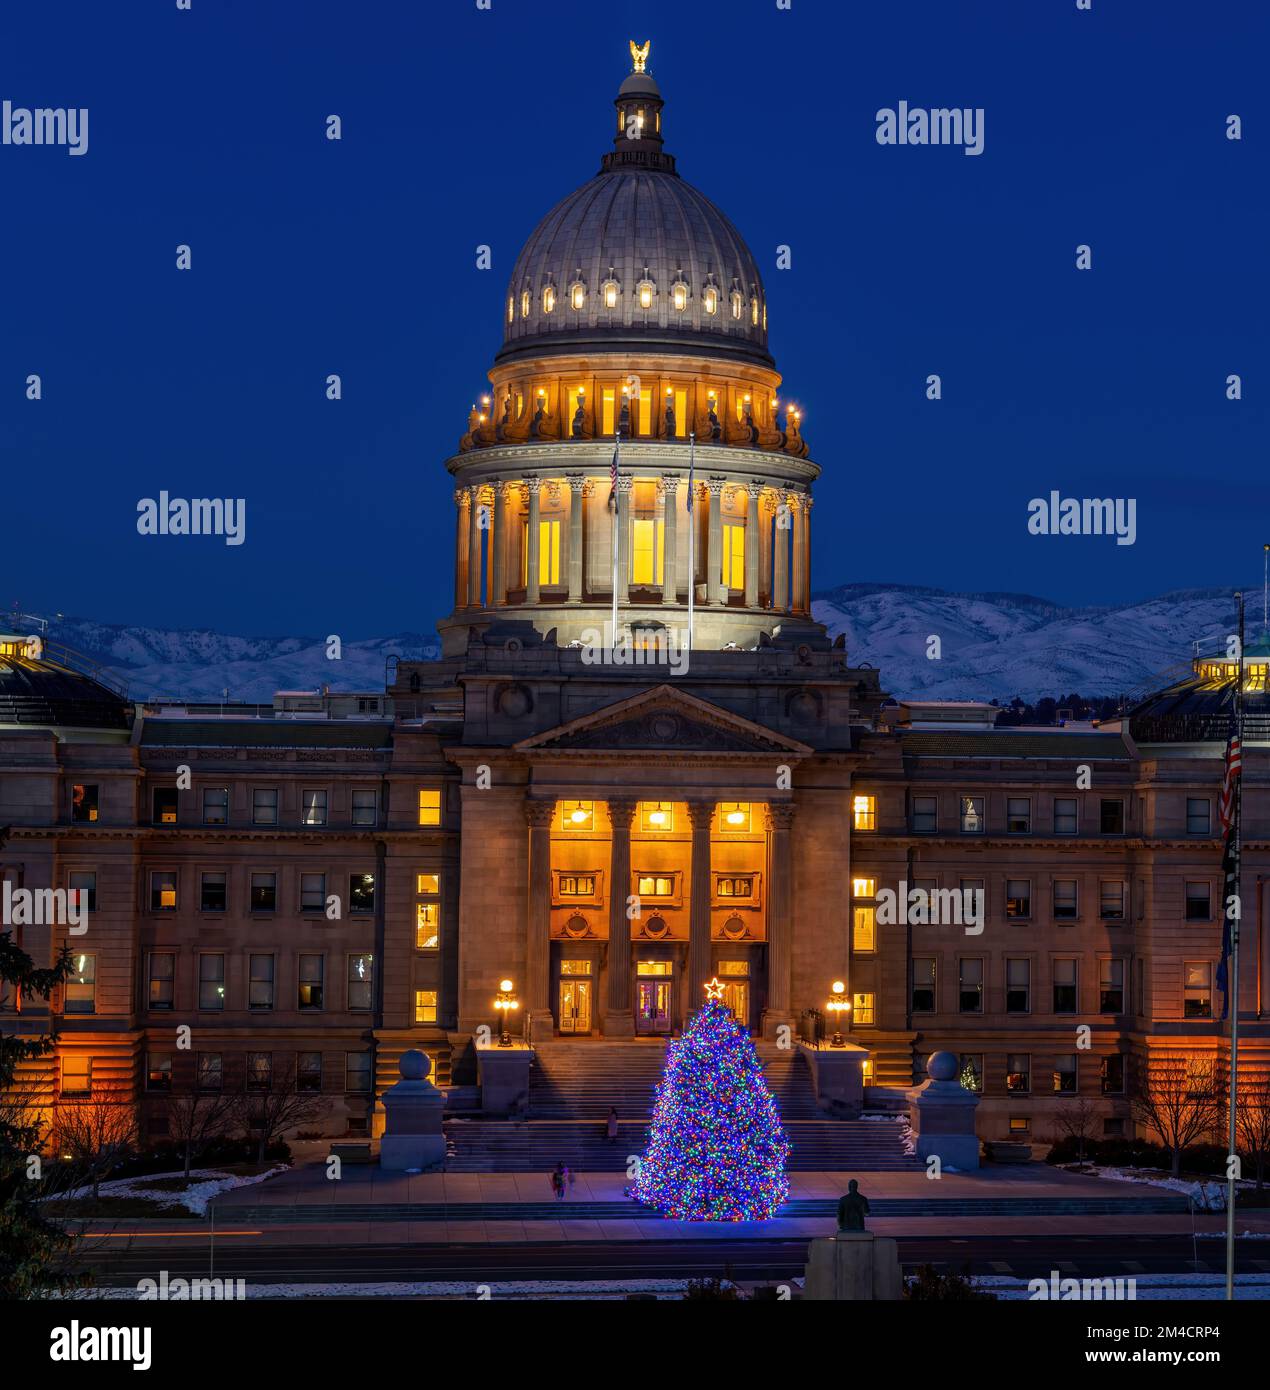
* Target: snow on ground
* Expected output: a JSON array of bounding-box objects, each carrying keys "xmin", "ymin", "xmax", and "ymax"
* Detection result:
[
  {"xmin": 1077, "ymin": 1166, "xmax": 1248, "ymax": 1211},
  {"xmin": 51, "ymin": 1166, "xmax": 288, "ymax": 1216}
]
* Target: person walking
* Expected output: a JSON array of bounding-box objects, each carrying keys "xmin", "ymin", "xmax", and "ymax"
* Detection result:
[
  {"xmin": 551, "ymin": 1161, "xmax": 566, "ymax": 1201},
  {"xmin": 606, "ymin": 1107, "xmax": 619, "ymax": 1144},
  {"xmin": 560, "ymin": 1162, "xmax": 574, "ymax": 1200}
]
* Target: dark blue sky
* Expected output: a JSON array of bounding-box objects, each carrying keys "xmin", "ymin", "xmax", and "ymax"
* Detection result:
[{"xmin": 2, "ymin": 0, "xmax": 1266, "ymax": 636}]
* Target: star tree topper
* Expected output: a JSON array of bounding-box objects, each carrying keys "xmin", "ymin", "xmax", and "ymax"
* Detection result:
[{"xmin": 704, "ymin": 977, "xmax": 726, "ymax": 1000}]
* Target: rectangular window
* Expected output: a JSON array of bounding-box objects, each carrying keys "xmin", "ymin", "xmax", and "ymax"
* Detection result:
[
  {"xmin": 1006, "ymin": 1054, "xmax": 1030, "ymax": 1094},
  {"xmin": 959, "ymin": 1054, "xmax": 983, "ymax": 1092},
  {"xmin": 301, "ymin": 873, "xmax": 326, "ymax": 912},
  {"xmin": 252, "ymin": 788, "xmax": 279, "ymax": 826},
  {"xmin": 718, "ymin": 875, "xmax": 755, "ymax": 897},
  {"xmin": 601, "ymin": 388, "xmax": 616, "ymax": 437},
  {"xmin": 301, "ymin": 790, "xmax": 328, "ymax": 826},
  {"xmin": 1005, "ymin": 958, "xmax": 1030, "ymax": 1013},
  {"xmin": 197, "ymin": 1053, "xmax": 223, "ymax": 1091},
  {"xmin": 958, "ymin": 958, "xmax": 983, "ymax": 1014},
  {"xmin": 65, "ymin": 953, "xmax": 96, "ymax": 1014},
  {"xmin": 200, "ymin": 871, "xmax": 227, "ymax": 913},
  {"xmin": 1053, "ymin": 1054, "xmax": 1077, "ymax": 1094},
  {"xmin": 152, "ymin": 787, "xmax": 178, "ymax": 825},
  {"xmin": 68, "ymin": 870, "xmax": 96, "ymax": 913},
  {"xmin": 415, "ymin": 990, "xmax": 438, "ymax": 1024},
  {"xmin": 1186, "ymin": 797, "xmax": 1211, "ymax": 835},
  {"xmin": 640, "ymin": 802, "xmax": 674, "ymax": 832},
  {"xmin": 1100, "ymin": 958, "xmax": 1124, "ymax": 1013},
  {"xmin": 71, "ymin": 783, "xmax": 99, "ymax": 823},
  {"xmin": 418, "ymin": 788, "xmax": 442, "ymax": 826},
  {"xmin": 1006, "ymin": 880, "xmax": 1031, "ymax": 919},
  {"xmin": 248, "ymin": 954, "xmax": 274, "ymax": 1010},
  {"xmin": 347, "ymin": 954, "xmax": 374, "ymax": 1011},
  {"xmin": 63, "ymin": 1055, "xmax": 92, "ymax": 1096},
  {"xmin": 202, "ymin": 787, "xmax": 229, "ymax": 825},
  {"xmin": 1006, "ymin": 798, "xmax": 1031, "ymax": 834},
  {"xmin": 246, "ymin": 1052, "xmax": 272, "ymax": 1091},
  {"xmin": 673, "ymin": 388, "xmax": 687, "ymax": 438},
  {"xmin": 637, "ymin": 388, "xmax": 652, "ymax": 436},
  {"xmin": 150, "ymin": 870, "xmax": 177, "ymax": 912},
  {"xmin": 852, "ymin": 795, "xmax": 876, "ymax": 832},
  {"xmin": 1184, "ymin": 962, "xmax": 1212, "ymax": 1019},
  {"xmin": 911, "ymin": 958, "xmax": 936, "ymax": 1013},
  {"xmin": 349, "ymin": 873, "xmax": 375, "ymax": 913},
  {"xmin": 960, "ymin": 796, "xmax": 985, "ymax": 834},
  {"xmin": 1053, "ymin": 796, "xmax": 1079, "ymax": 835},
  {"xmin": 298, "ymin": 1052, "xmax": 323, "ymax": 1093},
  {"xmin": 1100, "ymin": 798, "xmax": 1125, "ymax": 834},
  {"xmin": 351, "ymin": 789, "xmax": 377, "ymax": 826},
  {"xmin": 416, "ymin": 900, "xmax": 440, "ymax": 951},
  {"xmin": 631, "ymin": 517, "xmax": 663, "ymax": 586},
  {"xmin": 561, "ymin": 801, "xmax": 594, "ymax": 831},
  {"xmin": 1100, "ymin": 880, "xmax": 1126, "ymax": 921},
  {"xmin": 198, "ymin": 954, "xmax": 225, "ymax": 1011},
  {"xmin": 721, "ymin": 523, "xmax": 745, "ymax": 590},
  {"xmin": 251, "ymin": 872, "xmax": 277, "ymax": 912},
  {"xmin": 1053, "ymin": 959, "xmax": 1077, "ymax": 1013},
  {"xmin": 911, "ymin": 796, "xmax": 937, "ymax": 833},
  {"xmin": 1185, "ymin": 881, "xmax": 1211, "ymax": 921},
  {"xmin": 636, "ymin": 875, "xmax": 674, "ymax": 897},
  {"xmin": 346, "ymin": 1052, "xmax": 372, "ymax": 1093},
  {"xmin": 852, "ymin": 906, "xmax": 876, "ymax": 953},
  {"xmin": 147, "ymin": 951, "xmax": 175, "ymax": 1011},
  {"xmin": 299, "ymin": 955, "xmax": 324, "ymax": 1010},
  {"xmin": 145, "ymin": 1054, "xmax": 170, "ymax": 1093},
  {"xmin": 538, "ymin": 518, "xmax": 562, "ymax": 586},
  {"xmin": 1009, "ymin": 1117, "xmax": 1031, "ymax": 1136},
  {"xmin": 1053, "ymin": 879, "xmax": 1078, "ymax": 920},
  {"xmin": 852, "ymin": 992, "xmax": 875, "ymax": 1026},
  {"xmin": 1101, "ymin": 1054, "xmax": 1125, "ymax": 1095}
]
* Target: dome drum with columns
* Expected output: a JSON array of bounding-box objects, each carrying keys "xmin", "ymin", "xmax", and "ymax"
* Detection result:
[{"xmin": 440, "ymin": 45, "xmax": 821, "ymax": 658}]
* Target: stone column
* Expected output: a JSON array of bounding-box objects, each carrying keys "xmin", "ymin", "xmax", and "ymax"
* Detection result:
[
  {"xmin": 566, "ymin": 473, "xmax": 585, "ymax": 603},
  {"xmin": 763, "ymin": 801, "xmax": 796, "ymax": 1039},
  {"xmin": 686, "ymin": 800, "xmax": 715, "ymax": 1004},
  {"xmin": 773, "ymin": 493, "xmax": 790, "ymax": 611},
  {"xmin": 466, "ymin": 484, "xmax": 482, "ymax": 607},
  {"xmin": 615, "ymin": 475, "xmax": 632, "ymax": 606},
  {"xmin": 604, "ymin": 797, "xmax": 638, "ymax": 1036},
  {"xmin": 791, "ymin": 496, "xmax": 807, "ymax": 616},
  {"xmin": 706, "ymin": 477, "xmax": 725, "ymax": 606},
  {"xmin": 524, "ymin": 797, "xmax": 556, "ymax": 1038},
  {"xmin": 492, "ymin": 482, "xmax": 509, "ymax": 606},
  {"xmin": 454, "ymin": 488, "xmax": 469, "ymax": 610},
  {"xmin": 660, "ymin": 475, "xmax": 679, "ymax": 604},
  {"xmin": 745, "ymin": 483, "xmax": 761, "ymax": 609},
  {"xmin": 524, "ymin": 476, "xmax": 542, "ymax": 604},
  {"xmin": 802, "ymin": 496, "xmax": 814, "ymax": 612}
]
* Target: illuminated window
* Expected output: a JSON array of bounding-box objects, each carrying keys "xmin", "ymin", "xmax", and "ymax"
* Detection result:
[
  {"xmin": 520, "ymin": 289, "xmax": 530, "ymax": 318},
  {"xmin": 349, "ymin": 873, "xmax": 375, "ymax": 913},
  {"xmin": 852, "ymin": 795, "xmax": 876, "ymax": 831},
  {"xmin": 524, "ymin": 518, "xmax": 561, "ymax": 587},
  {"xmin": 418, "ymin": 788, "xmax": 441, "ymax": 826},
  {"xmin": 570, "ymin": 280, "xmax": 586, "ymax": 311},
  {"xmin": 601, "ymin": 388, "xmax": 616, "ymax": 436},
  {"xmin": 301, "ymin": 789, "xmax": 328, "ymax": 826},
  {"xmin": 152, "ymin": 787, "xmax": 177, "ymax": 824},
  {"xmin": 562, "ymin": 801, "xmax": 594, "ymax": 830},
  {"xmin": 637, "ymin": 875, "xmax": 674, "ymax": 897},
  {"xmin": 561, "ymin": 959, "xmax": 593, "ymax": 975},
  {"xmin": 1184, "ymin": 962, "xmax": 1212, "ymax": 1018},
  {"xmin": 415, "ymin": 990, "xmax": 438, "ymax": 1024},
  {"xmin": 640, "ymin": 802, "xmax": 674, "ymax": 832},
  {"xmin": 631, "ymin": 517, "xmax": 663, "ymax": 585},
  {"xmin": 674, "ymin": 388, "xmax": 687, "ymax": 437},
  {"xmin": 721, "ymin": 523, "xmax": 745, "ymax": 589},
  {"xmin": 65, "ymin": 953, "xmax": 96, "ymax": 1014},
  {"xmin": 853, "ymin": 992, "xmax": 875, "ymax": 1026},
  {"xmin": 150, "ymin": 871, "xmax": 177, "ymax": 912},
  {"xmin": 1006, "ymin": 1055, "xmax": 1030, "ymax": 1093},
  {"xmin": 542, "ymin": 284, "xmax": 555, "ymax": 314},
  {"xmin": 298, "ymin": 955, "xmax": 324, "ymax": 1010},
  {"xmin": 508, "ymin": 296, "xmax": 514, "ymax": 324},
  {"xmin": 559, "ymin": 874, "xmax": 596, "ymax": 897},
  {"xmin": 672, "ymin": 278, "xmax": 688, "ymax": 311},
  {"xmin": 601, "ymin": 278, "xmax": 619, "ymax": 309},
  {"xmin": 720, "ymin": 802, "xmax": 751, "ymax": 831},
  {"xmin": 1006, "ymin": 879, "xmax": 1031, "ymax": 918},
  {"xmin": 852, "ymin": 906, "xmax": 876, "ymax": 952},
  {"xmin": 730, "ymin": 289, "xmax": 744, "ymax": 319},
  {"xmin": 862, "ymin": 1057, "xmax": 874, "ymax": 1084},
  {"xmin": 347, "ymin": 953, "xmax": 373, "ymax": 1011},
  {"xmin": 703, "ymin": 285, "xmax": 718, "ymax": 315},
  {"xmin": 852, "ymin": 877, "xmax": 876, "ymax": 899},
  {"xmin": 637, "ymin": 279, "xmax": 655, "ymax": 310},
  {"xmin": 71, "ymin": 783, "xmax": 98, "ymax": 822},
  {"xmin": 636, "ymin": 388, "xmax": 652, "ymax": 435},
  {"xmin": 751, "ymin": 296, "xmax": 760, "ymax": 326},
  {"xmin": 717, "ymin": 876, "xmax": 754, "ymax": 897},
  {"xmin": 416, "ymin": 901, "xmax": 439, "ymax": 950},
  {"xmin": 960, "ymin": 796, "xmax": 985, "ymax": 833}
]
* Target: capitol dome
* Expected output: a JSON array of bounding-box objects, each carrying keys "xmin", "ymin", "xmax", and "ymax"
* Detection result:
[{"xmin": 499, "ymin": 58, "xmax": 772, "ymax": 370}]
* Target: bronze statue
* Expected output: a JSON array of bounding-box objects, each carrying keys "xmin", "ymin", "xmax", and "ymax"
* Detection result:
[{"xmin": 836, "ymin": 1178, "xmax": 869, "ymax": 1232}]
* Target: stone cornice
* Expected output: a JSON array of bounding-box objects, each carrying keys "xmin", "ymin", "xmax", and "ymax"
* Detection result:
[{"xmin": 446, "ymin": 440, "xmax": 818, "ymax": 486}]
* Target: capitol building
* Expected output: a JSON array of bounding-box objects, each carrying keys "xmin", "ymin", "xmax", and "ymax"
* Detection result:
[{"xmin": 2, "ymin": 47, "xmax": 1267, "ymax": 1166}]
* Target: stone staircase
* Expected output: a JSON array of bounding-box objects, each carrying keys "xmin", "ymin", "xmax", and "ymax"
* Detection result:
[{"xmin": 527, "ymin": 1042, "xmax": 669, "ymax": 1118}]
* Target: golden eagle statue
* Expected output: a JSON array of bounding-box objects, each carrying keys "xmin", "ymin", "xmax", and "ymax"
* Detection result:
[{"xmin": 629, "ymin": 39, "xmax": 650, "ymax": 73}]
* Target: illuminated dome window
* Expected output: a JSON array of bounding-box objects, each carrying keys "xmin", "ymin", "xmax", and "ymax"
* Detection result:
[
  {"xmin": 671, "ymin": 274, "xmax": 689, "ymax": 312},
  {"xmin": 703, "ymin": 283, "xmax": 718, "ymax": 316},
  {"xmin": 751, "ymin": 292, "xmax": 760, "ymax": 326},
  {"xmin": 542, "ymin": 284, "xmax": 556, "ymax": 314},
  {"xmin": 520, "ymin": 288, "xmax": 531, "ymax": 318},
  {"xmin": 636, "ymin": 273, "xmax": 656, "ymax": 310},
  {"xmin": 569, "ymin": 276, "xmax": 586, "ymax": 311},
  {"xmin": 730, "ymin": 287, "xmax": 744, "ymax": 320},
  {"xmin": 507, "ymin": 296, "xmax": 514, "ymax": 324},
  {"xmin": 601, "ymin": 276, "xmax": 620, "ymax": 309}
]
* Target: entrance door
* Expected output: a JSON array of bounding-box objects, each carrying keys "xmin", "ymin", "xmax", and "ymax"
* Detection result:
[
  {"xmin": 722, "ymin": 980, "xmax": 749, "ymax": 1030},
  {"xmin": 636, "ymin": 979, "xmax": 672, "ymax": 1034},
  {"xmin": 559, "ymin": 978, "xmax": 592, "ymax": 1034}
]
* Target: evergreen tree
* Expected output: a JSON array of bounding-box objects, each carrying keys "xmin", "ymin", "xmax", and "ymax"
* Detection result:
[
  {"xmin": 632, "ymin": 993, "xmax": 790, "ymax": 1220},
  {"xmin": 0, "ymin": 826, "xmax": 80, "ymax": 1297}
]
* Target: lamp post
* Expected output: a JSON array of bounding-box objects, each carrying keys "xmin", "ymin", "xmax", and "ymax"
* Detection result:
[
  {"xmin": 827, "ymin": 981, "xmax": 850, "ymax": 1048},
  {"xmin": 494, "ymin": 978, "xmax": 519, "ymax": 1047}
]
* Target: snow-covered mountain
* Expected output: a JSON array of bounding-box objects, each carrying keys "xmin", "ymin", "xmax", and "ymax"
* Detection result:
[{"xmin": 14, "ymin": 583, "xmax": 1246, "ymax": 704}]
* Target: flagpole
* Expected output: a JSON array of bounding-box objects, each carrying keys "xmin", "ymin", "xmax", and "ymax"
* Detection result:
[
  {"xmin": 611, "ymin": 427, "xmax": 621, "ymax": 649},
  {"xmin": 687, "ymin": 431, "xmax": 696, "ymax": 650},
  {"xmin": 1226, "ymin": 590, "xmax": 1245, "ymax": 1300}
]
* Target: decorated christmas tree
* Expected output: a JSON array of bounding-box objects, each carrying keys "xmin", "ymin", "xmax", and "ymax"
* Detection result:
[{"xmin": 632, "ymin": 981, "xmax": 790, "ymax": 1221}]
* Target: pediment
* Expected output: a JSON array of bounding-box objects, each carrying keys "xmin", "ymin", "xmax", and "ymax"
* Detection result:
[{"xmin": 514, "ymin": 685, "xmax": 812, "ymax": 755}]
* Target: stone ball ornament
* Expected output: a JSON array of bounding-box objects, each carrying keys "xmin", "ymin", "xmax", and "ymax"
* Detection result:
[
  {"xmin": 400, "ymin": 1048, "xmax": 430, "ymax": 1082},
  {"xmin": 926, "ymin": 1050, "xmax": 959, "ymax": 1082}
]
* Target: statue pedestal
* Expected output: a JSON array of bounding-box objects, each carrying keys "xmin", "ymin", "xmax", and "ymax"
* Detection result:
[
  {"xmin": 803, "ymin": 1232, "xmax": 903, "ymax": 1301},
  {"xmin": 476, "ymin": 1040, "xmax": 534, "ymax": 1115},
  {"xmin": 906, "ymin": 1050, "xmax": 982, "ymax": 1171},
  {"xmin": 799, "ymin": 1041, "xmax": 867, "ymax": 1116},
  {"xmin": 379, "ymin": 1048, "xmax": 446, "ymax": 1172}
]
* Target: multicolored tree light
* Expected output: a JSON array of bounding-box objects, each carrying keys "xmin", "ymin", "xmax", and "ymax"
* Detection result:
[{"xmin": 632, "ymin": 986, "xmax": 790, "ymax": 1221}]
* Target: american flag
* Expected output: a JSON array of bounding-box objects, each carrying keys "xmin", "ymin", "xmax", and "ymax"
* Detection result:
[
  {"xmin": 608, "ymin": 442, "xmax": 618, "ymax": 510},
  {"xmin": 1218, "ymin": 732, "xmax": 1242, "ymax": 836}
]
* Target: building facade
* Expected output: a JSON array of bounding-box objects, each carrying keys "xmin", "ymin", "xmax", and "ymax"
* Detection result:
[{"xmin": 2, "ymin": 49, "xmax": 1267, "ymax": 1152}]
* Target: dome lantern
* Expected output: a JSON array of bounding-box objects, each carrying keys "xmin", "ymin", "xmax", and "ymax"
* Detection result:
[{"xmin": 606, "ymin": 39, "xmax": 672, "ymax": 174}]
